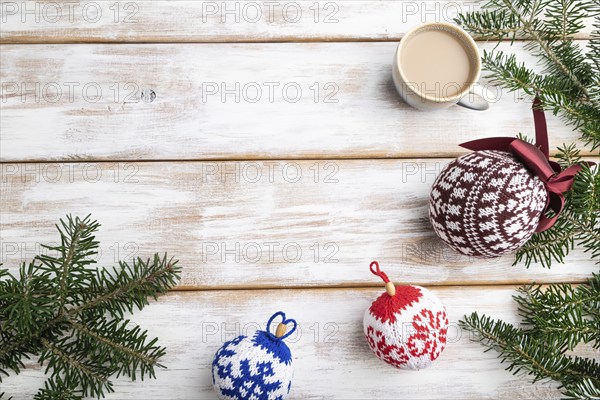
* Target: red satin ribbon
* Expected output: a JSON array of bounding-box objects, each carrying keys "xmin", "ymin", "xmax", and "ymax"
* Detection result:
[{"xmin": 460, "ymin": 97, "xmax": 590, "ymax": 233}]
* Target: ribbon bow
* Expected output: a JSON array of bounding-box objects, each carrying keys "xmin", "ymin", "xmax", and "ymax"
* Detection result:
[{"xmin": 460, "ymin": 97, "xmax": 590, "ymax": 233}]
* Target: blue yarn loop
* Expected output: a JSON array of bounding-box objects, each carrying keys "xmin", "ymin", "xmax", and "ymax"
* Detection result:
[{"xmin": 266, "ymin": 311, "xmax": 297, "ymax": 341}]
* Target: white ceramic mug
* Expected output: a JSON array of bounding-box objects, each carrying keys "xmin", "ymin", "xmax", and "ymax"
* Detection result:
[{"xmin": 392, "ymin": 22, "xmax": 494, "ymax": 111}]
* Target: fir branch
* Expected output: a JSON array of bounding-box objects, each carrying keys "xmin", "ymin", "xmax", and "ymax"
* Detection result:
[
  {"xmin": 455, "ymin": 10, "xmax": 521, "ymax": 40},
  {"xmin": 0, "ymin": 256, "xmax": 178, "ymax": 375},
  {"xmin": 461, "ymin": 271, "xmax": 600, "ymax": 397},
  {"xmin": 0, "ymin": 216, "xmax": 181, "ymax": 398},
  {"xmin": 556, "ymin": 143, "xmax": 583, "ymax": 167},
  {"xmin": 514, "ymin": 156, "xmax": 599, "ymax": 268},
  {"xmin": 500, "ymin": 0, "xmax": 595, "ymax": 102},
  {"xmin": 581, "ymin": 273, "xmax": 600, "ymax": 320},
  {"xmin": 69, "ymin": 318, "xmax": 166, "ymax": 380},
  {"xmin": 39, "ymin": 338, "xmax": 112, "ymax": 398},
  {"xmin": 456, "ymin": 0, "xmax": 600, "ymax": 149},
  {"xmin": 515, "ymin": 284, "xmax": 600, "ymax": 349},
  {"xmin": 37, "ymin": 215, "xmax": 100, "ymax": 313},
  {"xmin": 1, "ymin": 261, "xmax": 55, "ymax": 335},
  {"xmin": 544, "ymin": 0, "xmax": 588, "ymax": 40},
  {"xmin": 460, "ymin": 313, "xmax": 572, "ymax": 382},
  {"xmin": 461, "ymin": 312, "xmax": 600, "ymax": 393},
  {"xmin": 34, "ymin": 376, "xmax": 82, "ymax": 400},
  {"xmin": 564, "ymin": 377, "xmax": 600, "ymax": 399},
  {"xmin": 514, "ymin": 217, "xmax": 576, "ymax": 268},
  {"xmin": 76, "ymin": 254, "xmax": 179, "ymax": 319}
]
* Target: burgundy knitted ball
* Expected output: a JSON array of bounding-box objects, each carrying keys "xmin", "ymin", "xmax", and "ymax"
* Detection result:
[{"xmin": 429, "ymin": 150, "xmax": 548, "ymax": 258}]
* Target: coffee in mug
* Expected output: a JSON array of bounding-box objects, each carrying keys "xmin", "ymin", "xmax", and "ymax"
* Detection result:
[{"xmin": 392, "ymin": 22, "xmax": 493, "ymax": 111}]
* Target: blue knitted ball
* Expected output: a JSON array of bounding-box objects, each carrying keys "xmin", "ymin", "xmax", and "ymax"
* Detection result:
[{"xmin": 212, "ymin": 312, "xmax": 296, "ymax": 400}]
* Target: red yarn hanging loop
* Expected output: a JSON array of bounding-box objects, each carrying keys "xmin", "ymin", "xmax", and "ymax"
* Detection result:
[{"xmin": 369, "ymin": 261, "xmax": 390, "ymax": 283}]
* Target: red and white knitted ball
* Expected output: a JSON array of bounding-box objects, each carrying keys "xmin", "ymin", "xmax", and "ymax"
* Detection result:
[
  {"xmin": 363, "ymin": 284, "xmax": 448, "ymax": 370},
  {"xmin": 429, "ymin": 150, "xmax": 548, "ymax": 258}
]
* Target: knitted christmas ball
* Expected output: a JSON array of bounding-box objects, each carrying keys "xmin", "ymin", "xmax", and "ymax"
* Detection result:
[
  {"xmin": 212, "ymin": 311, "xmax": 297, "ymax": 400},
  {"xmin": 363, "ymin": 262, "xmax": 448, "ymax": 370},
  {"xmin": 429, "ymin": 150, "xmax": 548, "ymax": 258}
]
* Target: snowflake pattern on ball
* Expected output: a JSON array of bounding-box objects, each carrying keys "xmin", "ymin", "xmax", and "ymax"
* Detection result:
[
  {"xmin": 406, "ymin": 309, "xmax": 448, "ymax": 360},
  {"xmin": 212, "ymin": 331, "xmax": 293, "ymax": 400},
  {"xmin": 429, "ymin": 150, "xmax": 547, "ymax": 258},
  {"xmin": 365, "ymin": 326, "xmax": 410, "ymax": 368}
]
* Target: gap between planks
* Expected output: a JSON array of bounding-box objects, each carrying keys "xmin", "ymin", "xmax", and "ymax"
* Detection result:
[
  {"xmin": 173, "ymin": 281, "xmax": 586, "ymax": 292},
  {"xmin": 0, "ymin": 155, "xmax": 488, "ymax": 165},
  {"xmin": 0, "ymin": 156, "xmax": 475, "ymax": 164},
  {"xmin": 3, "ymin": 155, "xmax": 598, "ymax": 165},
  {"xmin": 0, "ymin": 37, "xmax": 593, "ymax": 45}
]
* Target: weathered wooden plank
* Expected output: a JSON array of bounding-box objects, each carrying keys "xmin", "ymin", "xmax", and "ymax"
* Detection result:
[
  {"xmin": 1, "ymin": 286, "xmax": 589, "ymax": 399},
  {"xmin": 1, "ymin": 160, "xmax": 597, "ymax": 289},
  {"xmin": 0, "ymin": 0, "xmax": 594, "ymax": 43},
  {"xmin": 0, "ymin": 41, "xmax": 592, "ymax": 162}
]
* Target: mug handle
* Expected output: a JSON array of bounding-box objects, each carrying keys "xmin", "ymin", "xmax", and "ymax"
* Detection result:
[{"xmin": 456, "ymin": 83, "xmax": 495, "ymax": 111}]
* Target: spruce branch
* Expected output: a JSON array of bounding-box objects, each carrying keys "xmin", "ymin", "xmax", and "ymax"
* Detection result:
[
  {"xmin": 515, "ymin": 282, "xmax": 600, "ymax": 349},
  {"xmin": 461, "ymin": 272, "xmax": 600, "ymax": 397},
  {"xmin": 39, "ymin": 338, "xmax": 112, "ymax": 398},
  {"xmin": 513, "ymin": 160, "xmax": 599, "ymax": 268},
  {"xmin": 456, "ymin": 0, "xmax": 600, "ymax": 149},
  {"xmin": 36, "ymin": 215, "xmax": 100, "ymax": 315},
  {"xmin": 0, "ymin": 215, "xmax": 181, "ymax": 398},
  {"xmin": 34, "ymin": 375, "xmax": 81, "ymax": 400},
  {"xmin": 460, "ymin": 313, "xmax": 572, "ymax": 383},
  {"xmin": 454, "ymin": 9, "xmax": 521, "ymax": 40}
]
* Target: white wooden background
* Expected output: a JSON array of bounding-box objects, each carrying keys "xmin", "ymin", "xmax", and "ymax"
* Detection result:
[{"xmin": 0, "ymin": 1, "xmax": 597, "ymax": 399}]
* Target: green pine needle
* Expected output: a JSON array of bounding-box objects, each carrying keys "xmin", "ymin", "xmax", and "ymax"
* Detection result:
[
  {"xmin": 456, "ymin": 0, "xmax": 600, "ymax": 150},
  {"xmin": 461, "ymin": 273, "xmax": 600, "ymax": 397},
  {"xmin": 458, "ymin": 1, "xmax": 600, "ymax": 397},
  {"xmin": 0, "ymin": 215, "xmax": 181, "ymax": 398},
  {"xmin": 514, "ymin": 159, "xmax": 599, "ymax": 269},
  {"xmin": 458, "ymin": 0, "xmax": 600, "ymax": 269},
  {"xmin": 461, "ymin": 273, "xmax": 600, "ymax": 396}
]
